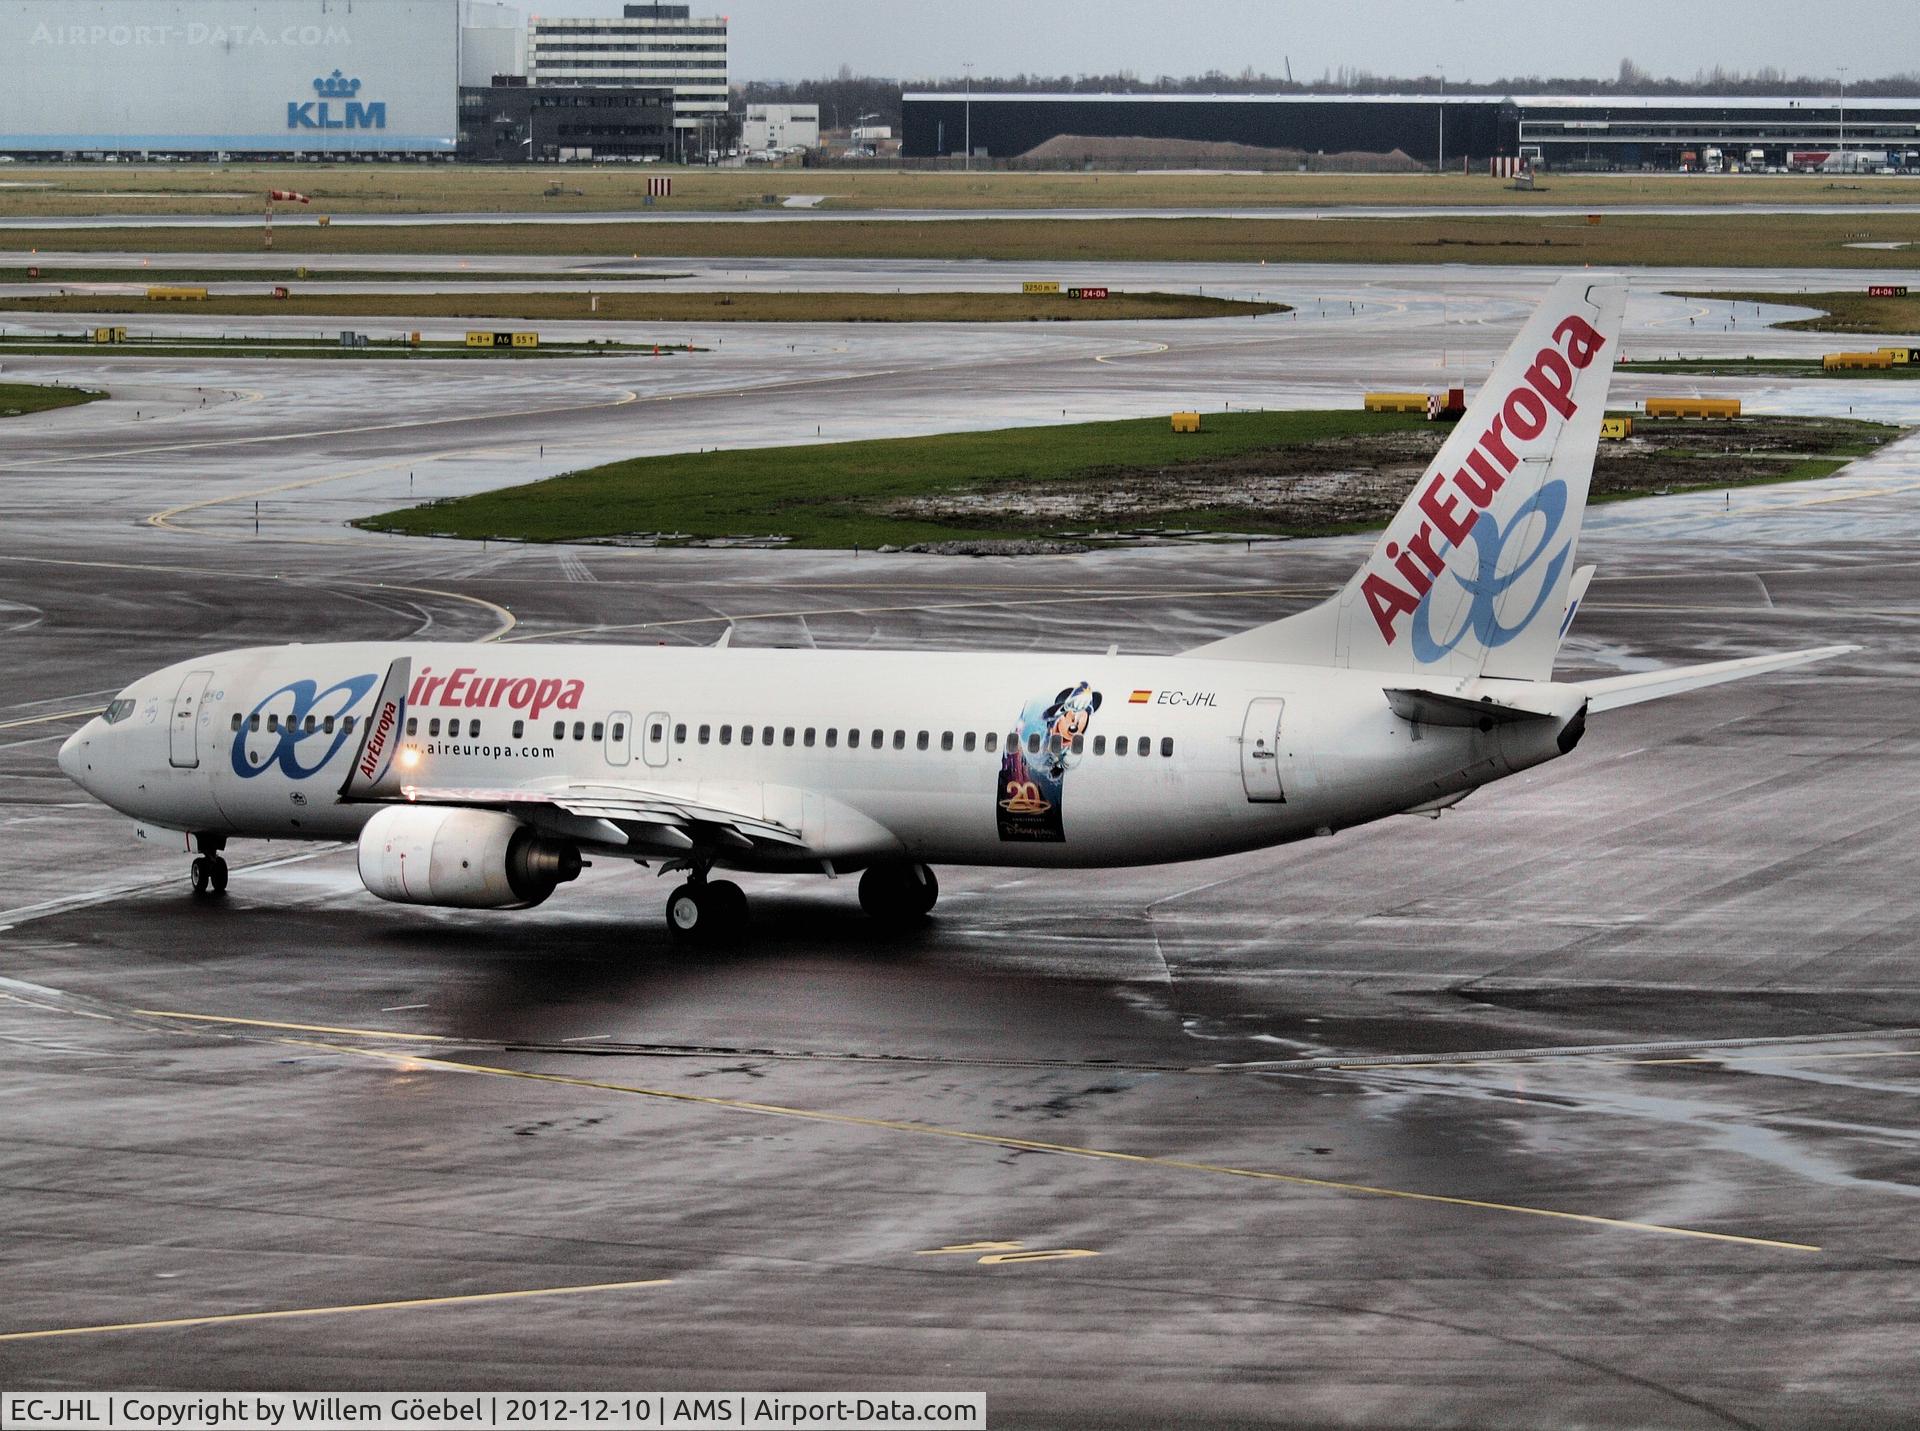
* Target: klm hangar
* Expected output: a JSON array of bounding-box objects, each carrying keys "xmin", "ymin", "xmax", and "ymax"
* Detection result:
[{"xmin": 0, "ymin": 0, "xmax": 456, "ymax": 157}]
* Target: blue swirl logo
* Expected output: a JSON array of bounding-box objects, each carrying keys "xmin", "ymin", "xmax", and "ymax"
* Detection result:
[
  {"xmin": 1410, "ymin": 479, "xmax": 1570, "ymax": 663},
  {"xmin": 231, "ymin": 673, "xmax": 378, "ymax": 779}
]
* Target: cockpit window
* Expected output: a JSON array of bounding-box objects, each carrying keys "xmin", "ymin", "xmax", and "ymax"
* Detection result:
[{"xmin": 101, "ymin": 698, "xmax": 136, "ymax": 725}]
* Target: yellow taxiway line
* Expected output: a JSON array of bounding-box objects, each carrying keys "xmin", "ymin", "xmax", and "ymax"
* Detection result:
[
  {"xmin": 263, "ymin": 1034, "xmax": 1820, "ymax": 1254},
  {"xmin": 0, "ymin": 1278, "xmax": 674, "ymax": 1343}
]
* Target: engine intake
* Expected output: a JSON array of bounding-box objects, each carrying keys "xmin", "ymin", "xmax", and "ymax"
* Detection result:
[{"xmin": 358, "ymin": 806, "xmax": 582, "ymax": 909}]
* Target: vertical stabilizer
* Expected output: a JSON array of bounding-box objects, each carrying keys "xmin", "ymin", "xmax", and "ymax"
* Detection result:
[{"xmin": 1188, "ymin": 276, "xmax": 1625, "ymax": 681}]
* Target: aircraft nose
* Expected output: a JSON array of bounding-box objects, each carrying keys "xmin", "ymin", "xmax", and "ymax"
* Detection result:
[{"xmin": 58, "ymin": 726, "xmax": 89, "ymax": 788}]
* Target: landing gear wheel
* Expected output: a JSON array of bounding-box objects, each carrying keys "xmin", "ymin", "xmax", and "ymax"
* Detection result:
[
  {"xmin": 705, "ymin": 880, "xmax": 748, "ymax": 938},
  {"xmin": 665, "ymin": 879, "xmax": 749, "ymax": 945},
  {"xmin": 190, "ymin": 856, "xmax": 212, "ymax": 898},
  {"xmin": 859, "ymin": 862, "xmax": 939, "ymax": 926},
  {"xmin": 665, "ymin": 883, "xmax": 705, "ymax": 941},
  {"xmin": 209, "ymin": 856, "xmax": 229, "ymax": 896}
]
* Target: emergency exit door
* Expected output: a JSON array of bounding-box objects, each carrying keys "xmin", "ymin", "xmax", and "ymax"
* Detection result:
[{"xmin": 1239, "ymin": 698, "xmax": 1286, "ymax": 802}]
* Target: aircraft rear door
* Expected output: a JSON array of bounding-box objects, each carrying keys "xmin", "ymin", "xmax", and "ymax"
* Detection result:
[
  {"xmin": 169, "ymin": 670, "xmax": 213, "ymax": 769},
  {"xmin": 1239, "ymin": 698, "xmax": 1286, "ymax": 802}
]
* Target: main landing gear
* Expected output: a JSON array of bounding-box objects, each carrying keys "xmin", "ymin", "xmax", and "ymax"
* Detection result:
[
  {"xmin": 189, "ymin": 834, "xmax": 228, "ymax": 899},
  {"xmin": 663, "ymin": 866, "xmax": 748, "ymax": 945},
  {"xmin": 661, "ymin": 858, "xmax": 941, "ymax": 942},
  {"xmin": 858, "ymin": 861, "xmax": 939, "ymax": 927}
]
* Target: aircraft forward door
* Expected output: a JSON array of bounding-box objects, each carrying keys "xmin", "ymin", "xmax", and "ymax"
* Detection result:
[
  {"xmin": 606, "ymin": 710, "xmax": 632, "ymax": 767},
  {"xmin": 641, "ymin": 711, "xmax": 670, "ymax": 768},
  {"xmin": 169, "ymin": 670, "xmax": 213, "ymax": 769},
  {"xmin": 1239, "ymin": 698, "xmax": 1286, "ymax": 803}
]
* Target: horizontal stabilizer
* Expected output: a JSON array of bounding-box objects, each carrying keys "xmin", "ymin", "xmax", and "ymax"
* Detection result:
[
  {"xmin": 1579, "ymin": 645, "xmax": 1857, "ymax": 713},
  {"xmin": 1384, "ymin": 686, "xmax": 1561, "ymax": 727}
]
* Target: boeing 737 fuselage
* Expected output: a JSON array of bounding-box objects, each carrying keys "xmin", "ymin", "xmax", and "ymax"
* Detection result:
[{"xmin": 57, "ymin": 278, "xmax": 1853, "ymax": 941}]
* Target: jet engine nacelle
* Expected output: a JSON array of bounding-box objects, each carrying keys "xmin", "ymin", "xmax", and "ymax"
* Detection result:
[{"xmin": 357, "ymin": 806, "xmax": 582, "ymax": 909}]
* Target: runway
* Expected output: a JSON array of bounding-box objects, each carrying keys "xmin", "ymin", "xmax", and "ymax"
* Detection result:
[{"xmin": 2, "ymin": 263, "xmax": 1919, "ymax": 1426}]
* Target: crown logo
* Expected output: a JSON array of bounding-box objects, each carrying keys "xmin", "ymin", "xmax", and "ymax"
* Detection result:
[{"xmin": 313, "ymin": 69, "xmax": 362, "ymax": 98}]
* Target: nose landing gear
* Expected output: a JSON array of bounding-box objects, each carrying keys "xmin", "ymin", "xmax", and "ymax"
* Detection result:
[{"xmin": 189, "ymin": 835, "xmax": 228, "ymax": 899}]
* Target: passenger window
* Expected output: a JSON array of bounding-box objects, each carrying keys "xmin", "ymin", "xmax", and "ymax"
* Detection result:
[
  {"xmin": 940, "ymin": 732, "xmax": 953, "ymax": 751},
  {"xmin": 1162, "ymin": 737, "xmax": 1174, "ymax": 757},
  {"xmin": 1115, "ymin": 735, "xmax": 1129, "ymax": 756},
  {"xmin": 429, "ymin": 719, "xmax": 441, "ymax": 737},
  {"xmin": 825, "ymin": 728, "xmax": 838, "ymax": 748},
  {"xmin": 783, "ymin": 727, "xmax": 796, "ymax": 747},
  {"xmin": 1028, "ymin": 732, "xmax": 1041, "ymax": 754},
  {"xmin": 304, "ymin": 715, "xmax": 317, "ymax": 734},
  {"xmin": 698, "ymin": 724, "xmax": 711, "ymax": 744},
  {"xmin": 762, "ymin": 725, "xmax": 774, "ymax": 746},
  {"xmin": 612, "ymin": 722, "xmax": 625, "ymax": 741},
  {"xmin": 985, "ymin": 732, "xmax": 997, "ymax": 753},
  {"xmin": 848, "ymin": 728, "xmax": 861, "ymax": 749},
  {"xmin": 892, "ymin": 730, "xmax": 905, "ymax": 750},
  {"xmin": 871, "ymin": 729, "xmax": 883, "ymax": 749},
  {"xmin": 1071, "ymin": 735, "xmax": 1084, "ymax": 754},
  {"xmin": 572, "ymin": 721, "xmax": 585, "ymax": 741},
  {"xmin": 1139, "ymin": 737, "xmax": 1152, "ymax": 758},
  {"xmin": 804, "ymin": 728, "xmax": 816, "ymax": 747},
  {"xmin": 741, "ymin": 724, "xmax": 754, "ymax": 746},
  {"xmin": 324, "ymin": 715, "xmax": 336, "ymax": 734},
  {"xmin": 1093, "ymin": 735, "xmax": 1106, "ymax": 755},
  {"xmin": 267, "ymin": 714, "xmax": 279, "ymax": 732},
  {"xmin": 250, "ymin": 713, "xmax": 261, "ymax": 732},
  {"xmin": 230, "ymin": 713, "xmax": 242, "ymax": 731},
  {"xmin": 405, "ymin": 717, "xmax": 417, "ymax": 736},
  {"xmin": 720, "ymin": 724, "xmax": 732, "ymax": 745},
  {"xmin": 592, "ymin": 721, "xmax": 604, "ymax": 742},
  {"xmin": 344, "ymin": 716, "xmax": 355, "ymax": 734},
  {"xmin": 513, "ymin": 720, "xmax": 524, "ymax": 739},
  {"xmin": 963, "ymin": 732, "xmax": 975, "ymax": 752},
  {"xmin": 1048, "ymin": 733, "xmax": 1063, "ymax": 754},
  {"xmin": 916, "ymin": 731, "xmax": 929, "ymax": 751},
  {"xmin": 553, "ymin": 720, "xmax": 565, "ymax": 740},
  {"xmin": 674, "ymin": 723, "xmax": 686, "ymax": 743}
]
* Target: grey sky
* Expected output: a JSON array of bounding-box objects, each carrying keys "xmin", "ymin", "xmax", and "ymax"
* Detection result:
[{"xmin": 535, "ymin": 1, "xmax": 1916, "ymax": 86}]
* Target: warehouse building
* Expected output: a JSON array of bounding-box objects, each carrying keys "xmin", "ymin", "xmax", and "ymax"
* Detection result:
[
  {"xmin": 1, "ymin": 0, "xmax": 460, "ymax": 156},
  {"xmin": 902, "ymin": 91, "xmax": 1920, "ymax": 171},
  {"xmin": 527, "ymin": 4, "xmax": 727, "ymax": 145}
]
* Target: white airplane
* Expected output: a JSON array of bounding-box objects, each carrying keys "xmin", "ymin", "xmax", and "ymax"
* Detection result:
[{"xmin": 59, "ymin": 277, "xmax": 1852, "ymax": 941}]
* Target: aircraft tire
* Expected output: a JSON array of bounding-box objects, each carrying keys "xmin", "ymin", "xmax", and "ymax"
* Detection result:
[
  {"xmin": 190, "ymin": 856, "xmax": 212, "ymax": 898},
  {"xmin": 859, "ymin": 862, "xmax": 938, "ymax": 924}
]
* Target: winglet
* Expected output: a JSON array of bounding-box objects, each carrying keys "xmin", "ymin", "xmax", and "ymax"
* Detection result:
[{"xmin": 338, "ymin": 656, "xmax": 410, "ymax": 801}]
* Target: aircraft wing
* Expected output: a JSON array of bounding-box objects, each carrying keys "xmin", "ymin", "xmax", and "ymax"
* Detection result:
[
  {"xmin": 1576, "ymin": 644, "xmax": 1857, "ymax": 713},
  {"xmin": 369, "ymin": 781, "xmax": 807, "ymax": 856}
]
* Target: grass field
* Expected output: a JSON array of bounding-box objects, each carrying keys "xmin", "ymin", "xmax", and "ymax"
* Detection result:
[
  {"xmin": 0, "ymin": 266, "xmax": 691, "ymax": 285},
  {"xmin": 9, "ymin": 166, "xmax": 1920, "ymax": 217},
  {"xmin": 1670, "ymin": 288, "xmax": 1920, "ymax": 334},
  {"xmin": 356, "ymin": 410, "xmax": 1898, "ymax": 551},
  {"xmin": 0, "ymin": 290, "xmax": 1283, "ymax": 324},
  {"xmin": 0, "ymin": 381, "xmax": 101, "ymax": 417},
  {"xmin": 6, "ymin": 213, "xmax": 1916, "ymax": 268},
  {"xmin": 1620, "ymin": 356, "xmax": 1920, "ymax": 378}
]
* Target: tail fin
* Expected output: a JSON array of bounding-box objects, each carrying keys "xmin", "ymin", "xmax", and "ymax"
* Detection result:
[{"xmin": 1189, "ymin": 275, "xmax": 1626, "ymax": 681}]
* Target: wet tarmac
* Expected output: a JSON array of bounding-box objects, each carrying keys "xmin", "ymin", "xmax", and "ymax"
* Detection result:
[{"xmin": 2, "ymin": 264, "xmax": 1918, "ymax": 1428}]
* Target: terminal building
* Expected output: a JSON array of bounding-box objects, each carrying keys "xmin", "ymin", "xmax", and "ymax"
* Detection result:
[
  {"xmin": 527, "ymin": 4, "xmax": 729, "ymax": 147},
  {"xmin": 902, "ymin": 91, "xmax": 1920, "ymax": 170},
  {"xmin": 457, "ymin": 79, "xmax": 674, "ymax": 162}
]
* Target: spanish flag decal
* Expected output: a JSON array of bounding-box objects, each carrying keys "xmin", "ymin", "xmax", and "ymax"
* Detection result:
[{"xmin": 1129, "ymin": 689, "xmax": 1151, "ymax": 704}]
